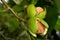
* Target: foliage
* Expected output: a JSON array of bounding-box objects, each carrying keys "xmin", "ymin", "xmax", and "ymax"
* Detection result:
[{"xmin": 0, "ymin": 0, "xmax": 60, "ymax": 40}]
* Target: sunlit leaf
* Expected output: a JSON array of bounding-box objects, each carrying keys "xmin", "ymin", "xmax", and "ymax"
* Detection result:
[{"xmin": 55, "ymin": 18, "xmax": 60, "ymax": 31}]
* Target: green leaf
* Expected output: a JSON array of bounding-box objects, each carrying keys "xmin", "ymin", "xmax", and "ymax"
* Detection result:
[
  {"xmin": 13, "ymin": 0, "xmax": 29, "ymax": 12},
  {"xmin": 53, "ymin": 0, "xmax": 60, "ymax": 13},
  {"xmin": 8, "ymin": 0, "xmax": 15, "ymax": 7},
  {"xmin": 55, "ymin": 18, "xmax": 60, "ymax": 31},
  {"xmin": 5, "ymin": 17, "xmax": 19, "ymax": 32},
  {"xmin": 13, "ymin": 5, "xmax": 24, "ymax": 12},
  {"xmin": 18, "ymin": 12, "xmax": 27, "ymax": 19},
  {"xmin": 31, "ymin": 0, "xmax": 38, "ymax": 5},
  {"xmin": 45, "ymin": 6, "xmax": 58, "ymax": 33}
]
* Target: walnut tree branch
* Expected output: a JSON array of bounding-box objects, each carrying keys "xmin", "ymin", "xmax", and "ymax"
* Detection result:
[{"xmin": 1, "ymin": 0, "xmax": 27, "ymax": 22}]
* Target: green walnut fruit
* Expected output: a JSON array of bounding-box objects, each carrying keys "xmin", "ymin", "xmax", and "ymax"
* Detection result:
[
  {"xmin": 27, "ymin": 17, "xmax": 38, "ymax": 34},
  {"xmin": 27, "ymin": 4, "xmax": 36, "ymax": 18},
  {"xmin": 36, "ymin": 7, "xmax": 46, "ymax": 19}
]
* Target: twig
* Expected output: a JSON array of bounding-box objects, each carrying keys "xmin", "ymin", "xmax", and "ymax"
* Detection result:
[{"xmin": 1, "ymin": 0, "xmax": 27, "ymax": 22}]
